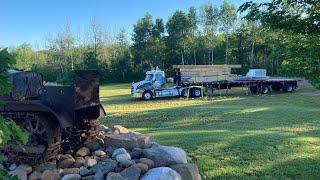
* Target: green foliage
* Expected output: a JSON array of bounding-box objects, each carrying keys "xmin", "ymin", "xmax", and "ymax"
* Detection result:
[
  {"xmin": 0, "ymin": 48, "xmax": 14, "ymax": 94},
  {"xmin": 0, "ymin": 118, "xmax": 28, "ymax": 148},
  {"xmin": 239, "ymin": 0, "xmax": 320, "ymax": 87},
  {"xmin": 3, "ymin": 1, "xmax": 319, "ymax": 87},
  {"xmin": 239, "ymin": 0, "xmax": 320, "ymax": 35},
  {"xmin": 0, "ymin": 49, "xmax": 28, "ymax": 167}
]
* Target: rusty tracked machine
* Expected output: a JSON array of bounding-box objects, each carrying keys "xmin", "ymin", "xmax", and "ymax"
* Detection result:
[{"xmin": 0, "ymin": 70, "xmax": 106, "ymax": 164}]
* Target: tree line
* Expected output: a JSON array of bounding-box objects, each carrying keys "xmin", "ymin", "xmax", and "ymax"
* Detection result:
[{"xmin": 4, "ymin": 0, "xmax": 320, "ymax": 87}]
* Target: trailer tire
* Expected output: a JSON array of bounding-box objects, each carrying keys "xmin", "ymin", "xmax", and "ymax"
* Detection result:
[
  {"xmin": 283, "ymin": 84, "xmax": 294, "ymax": 93},
  {"xmin": 192, "ymin": 88, "xmax": 202, "ymax": 97},
  {"xmin": 142, "ymin": 90, "xmax": 153, "ymax": 100},
  {"xmin": 260, "ymin": 85, "xmax": 269, "ymax": 94}
]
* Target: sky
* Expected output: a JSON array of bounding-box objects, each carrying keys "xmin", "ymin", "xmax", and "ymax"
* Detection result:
[{"xmin": 1, "ymin": 0, "xmax": 263, "ymax": 49}]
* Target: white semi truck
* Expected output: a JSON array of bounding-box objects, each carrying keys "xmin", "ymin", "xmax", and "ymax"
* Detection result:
[
  {"xmin": 131, "ymin": 68, "xmax": 298, "ymax": 100},
  {"xmin": 131, "ymin": 69, "xmax": 202, "ymax": 100}
]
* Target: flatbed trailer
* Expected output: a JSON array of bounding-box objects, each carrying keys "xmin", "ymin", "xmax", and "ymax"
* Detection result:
[
  {"xmin": 178, "ymin": 78, "xmax": 299, "ymax": 94},
  {"xmin": 131, "ymin": 68, "xmax": 300, "ymax": 100}
]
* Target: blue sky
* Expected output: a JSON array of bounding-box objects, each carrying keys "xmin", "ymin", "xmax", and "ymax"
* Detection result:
[{"xmin": 1, "ymin": 0, "xmax": 262, "ymax": 48}]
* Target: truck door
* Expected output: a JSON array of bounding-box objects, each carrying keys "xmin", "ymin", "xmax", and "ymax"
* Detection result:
[{"xmin": 153, "ymin": 73, "xmax": 165, "ymax": 88}]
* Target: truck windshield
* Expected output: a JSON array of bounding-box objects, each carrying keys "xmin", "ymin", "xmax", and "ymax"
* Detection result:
[{"xmin": 145, "ymin": 74, "xmax": 153, "ymax": 81}]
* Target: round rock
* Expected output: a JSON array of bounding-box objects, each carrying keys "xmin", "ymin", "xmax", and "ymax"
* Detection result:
[
  {"xmin": 112, "ymin": 148, "xmax": 127, "ymax": 159},
  {"xmin": 85, "ymin": 158, "xmax": 97, "ymax": 168},
  {"xmin": 140, "ymin": 167, "xmax": 181, "ymax": 180},
  {"xmin": 116, "ymin": 153, "xmax": 131, "ymax": 162},
  {"xmin": 76, "ymin": 147, "xmax": 91, "ymax": 157},
  {"xmin": 139, "ymin": 158, "xmax": 155, "ymax": 168}
]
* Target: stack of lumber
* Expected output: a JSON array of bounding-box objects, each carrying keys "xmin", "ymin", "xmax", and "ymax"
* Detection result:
[{"xmin": 173, "ymin": 64, "xmax": 241, "ymax": 82}]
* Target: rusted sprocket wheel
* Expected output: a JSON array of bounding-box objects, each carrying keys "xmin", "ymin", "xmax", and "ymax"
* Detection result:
[{"xmin": 2, "ymin": 113, "xmax": 61, "ymax": 165}]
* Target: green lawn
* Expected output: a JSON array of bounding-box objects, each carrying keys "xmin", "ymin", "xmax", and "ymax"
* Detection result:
[{"xmin": 100, "ymin": 83, "xmax": 320, "ymax": 180}]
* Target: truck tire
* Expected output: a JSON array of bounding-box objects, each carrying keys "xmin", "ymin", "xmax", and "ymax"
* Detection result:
[
  {"xmin": 250, "ymin": 85, "xmax": 269, "ymax": 94},
  {"xmin": 180, "ymin": 89, "xmax": 188, "ymax": 97},
  {"xmin": 192, "ymin": 88, "xmax": 202, "ymax": 97},
  {"xmin": 142, "ymin": 90, "xmax": 153, "ymax": 100},
  {"xmin": 283, "ymin": 84, "xmax": 294, "ymax": 92}
]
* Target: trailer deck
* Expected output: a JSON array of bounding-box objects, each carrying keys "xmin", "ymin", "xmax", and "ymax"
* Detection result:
[{"xmin": 178, "ymin": 78, "xmax": 299, "ymax": 94}]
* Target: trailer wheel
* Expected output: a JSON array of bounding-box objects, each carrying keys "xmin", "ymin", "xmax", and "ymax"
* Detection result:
[
  {"xmin": 260, "ymin": 85, "xmax": 269, "ymax": 94},
  {"xmin": 192, "ymin": 88, "xmax": 202, "ymax": 97},
  {"xmin": 283, "ymin": 84, "xmax": 294, "ymax": 92},
  {"xmin": 142, "ymin": 90, "xmax": 153, "ymax": 100}
]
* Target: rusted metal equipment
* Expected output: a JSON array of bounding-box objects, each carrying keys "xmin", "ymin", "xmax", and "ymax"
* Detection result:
[{"xmin": 0, "ymin": 70, "xmax": 106, "ymax": 165}]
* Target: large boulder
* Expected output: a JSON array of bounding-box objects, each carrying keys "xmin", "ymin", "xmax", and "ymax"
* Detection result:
[
  {"xmin": 170, "ymin": 163, "xmax": 202, "ymax": 180},
  {"xmin": 140, "ymin": 167, "xmax": 182, "ymax": 180},
  {"xmin": 105, "ymin": 133, "xmax": 150, "ymax": 150},
  {"xmin": 142, "ymin": 145, "xmax": 187, "ymax": 167}
]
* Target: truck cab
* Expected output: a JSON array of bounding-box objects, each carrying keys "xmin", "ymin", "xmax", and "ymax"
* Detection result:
[{"xmin": 131, "ymin": 69, "xmax": 187, "ymax": 100}]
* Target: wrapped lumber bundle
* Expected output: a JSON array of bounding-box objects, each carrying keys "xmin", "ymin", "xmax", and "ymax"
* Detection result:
[{"xmin": 173, "ymin": 64, "xmax": 241, "ymax": 82}]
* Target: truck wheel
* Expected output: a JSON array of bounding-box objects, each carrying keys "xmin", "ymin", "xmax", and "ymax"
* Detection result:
[
  {"xmin": 181, "ymin": 89, "xmax": 188, "ymax": 97},
  {"xmin": 283, "ymin": 84, "xmax": 294, "ymax": 92},
  {"xmin": 193, "ymin": 88, "xmax": 202, "ymax": 97},
  {"xmin": 142, "ymin": 90, "xmax": 153, "ymax": 100}
]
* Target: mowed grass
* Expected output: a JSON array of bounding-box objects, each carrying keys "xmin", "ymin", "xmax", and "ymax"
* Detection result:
[{"xmin": 100, "ymin": 83, "xmax": 320, "ymax": 180}]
